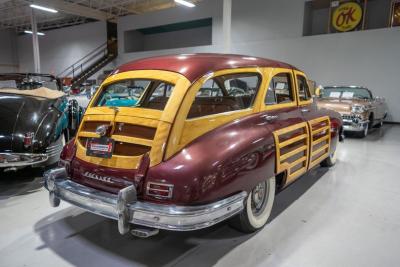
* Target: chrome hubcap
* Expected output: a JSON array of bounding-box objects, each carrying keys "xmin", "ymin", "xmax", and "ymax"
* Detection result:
[{"xmin": 251, "ymin": 181, "xmax": 268, "ymax": 216}]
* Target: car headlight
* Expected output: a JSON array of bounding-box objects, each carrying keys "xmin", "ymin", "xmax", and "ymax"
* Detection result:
[{"xmin": 351, "ymin": 105, "xmax": 366, "ymax": 113}]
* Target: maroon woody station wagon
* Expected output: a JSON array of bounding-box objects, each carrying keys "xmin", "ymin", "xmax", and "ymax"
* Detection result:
[{"xmin": 44, "ymin": 54, "xmax": 343, "ymax": 237}]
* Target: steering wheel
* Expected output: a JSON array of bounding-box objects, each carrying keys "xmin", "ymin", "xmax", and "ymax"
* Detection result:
[{"xmin": 229, "ymin": 88, "xmax": 246, "ymax": 96}]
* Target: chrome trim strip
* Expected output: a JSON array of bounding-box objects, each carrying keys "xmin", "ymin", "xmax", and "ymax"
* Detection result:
[
  {"xmin": 44, "ymin": 168, "xmax": 247, "ymax": 232},
  {"xmin": 0, "ymin": 153, "xmax": 48, "ymax": 167},
  {"xmin": 46, "ymin": 143, "xmax": 63, "ymax": 150}
]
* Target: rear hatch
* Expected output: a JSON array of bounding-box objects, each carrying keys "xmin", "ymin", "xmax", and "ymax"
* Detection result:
[
  {"xmin": 72, "ymin": 106, "xmax": 172, "ymax": 192},
  {"xmin": 69, "ymin": 69, "xmax": 191, "ymax": 193}
]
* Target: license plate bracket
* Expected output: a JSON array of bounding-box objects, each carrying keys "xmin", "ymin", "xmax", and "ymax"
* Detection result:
[{"xmin": 86, "ymin": 137, "xmax": 115, "ymax": 158}]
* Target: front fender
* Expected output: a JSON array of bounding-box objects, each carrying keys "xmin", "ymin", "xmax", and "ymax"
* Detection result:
[{"xmin": 144, "ymin": 112, "xmax": 276, "ymax": 205}]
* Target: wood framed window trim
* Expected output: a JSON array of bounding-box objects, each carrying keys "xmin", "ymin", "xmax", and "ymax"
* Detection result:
[{"xmin": 261, "ymin": 68, "xmax": 297, "ymax": 111}]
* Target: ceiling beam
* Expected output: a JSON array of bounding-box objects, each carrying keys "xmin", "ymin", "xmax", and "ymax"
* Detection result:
[
  {"xmin": 124, "ymin": 0, "xmax": 201, "ymax": 15},
  {"xmin": 26, "ymin": 0, "xmax": 116, "ymax": 21}
]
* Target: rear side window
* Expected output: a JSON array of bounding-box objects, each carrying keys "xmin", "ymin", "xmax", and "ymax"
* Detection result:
[
  {"xmin": 188, "ymin": 73, "xmax": 261, "ymax": 119},
  {"xmin": 265, "ymin": 73, "xmax": 294, "ymax": 105},
  {"xmin": 296, "ymin": 75, "xmax": 311, "ymax": 101}
]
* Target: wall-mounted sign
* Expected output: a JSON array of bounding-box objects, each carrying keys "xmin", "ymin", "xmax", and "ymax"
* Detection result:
[
  {"xmin": 390, "ymin": 0, "xmax": 400, "ymax": 27},
  {"xmin": 332, "ymin": 2, "xmax": 363, "ymax": 32}
]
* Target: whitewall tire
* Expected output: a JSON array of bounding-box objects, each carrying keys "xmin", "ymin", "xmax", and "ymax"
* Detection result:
[
  {"xmin": 230, "ymin": 177, "xmax": 275, "ymax": 233},
  {"xmin": 321, "ymin": 134, "xmax": 339, "ymax": 167}
]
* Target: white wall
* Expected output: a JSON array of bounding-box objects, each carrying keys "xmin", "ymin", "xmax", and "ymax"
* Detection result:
[
  {"xmin": 17, "ymin": 21, "xmax": 107, "ymax": 75},
  {"xmin": 232, "ymin": 27, "xmax": 400, "ymax": 122},
  {"xmin": 1, "ymin": 0, "xmax": 398, "ymax": 121},
  {"xmin": 117, "ymin": 0, "xmax": 400, "ymax": 122},
  {"xmin": 231, "ymin": 0, "xmax": 305, "ymax": 42},
  {"xmin": 0, "ymin": 29, "xmax": 18, "ymax": 72}
]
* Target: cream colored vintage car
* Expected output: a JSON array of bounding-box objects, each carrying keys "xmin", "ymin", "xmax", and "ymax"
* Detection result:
[{"xmin": 316, "ymin": 86, "xmax": 387, "ymax": 137}]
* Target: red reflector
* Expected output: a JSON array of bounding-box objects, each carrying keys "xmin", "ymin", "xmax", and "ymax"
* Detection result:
[
  {"xmin": 24, "ymin": 132, "xmax": 34, "ymax": 147},
  {"xmin": 146, "ymin": 182, "xmax": 173, "ymax": 199}
]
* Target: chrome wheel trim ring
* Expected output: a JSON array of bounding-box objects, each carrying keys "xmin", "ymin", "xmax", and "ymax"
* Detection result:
[
  {"xmin": 245, "ymin": 177, "xmax": 276, "ymax": 229},
  {"xmin": 330, "ymin": 134, "xmax": 339, "ymax": 163},
  {"xmin": 251, "ymin": 181, "xmax": 269, "ymax": 217}
]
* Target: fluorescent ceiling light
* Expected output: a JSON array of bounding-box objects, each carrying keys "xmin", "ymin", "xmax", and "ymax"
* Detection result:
[
  {"xmin": 24, "ymin": 30, "xmax": 45, "ymax": 36},
  {"xmin": 174, "ymin": 0, "xmax": 196, "ymax": 8},
  {"xmin": 30, "ymin": 4, "xmax": 58, "ymax": 13}
]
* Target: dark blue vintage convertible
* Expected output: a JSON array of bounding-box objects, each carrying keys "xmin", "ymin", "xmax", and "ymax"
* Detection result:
[{"xmin": 0, "ymin": 73, "xmax": 82, "ymax": 172}]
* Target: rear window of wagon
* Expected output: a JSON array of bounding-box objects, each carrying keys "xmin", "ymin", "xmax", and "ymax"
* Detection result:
[{"xmin": 94, "ymin": 79, "xmax": 175, "ymax": 110}]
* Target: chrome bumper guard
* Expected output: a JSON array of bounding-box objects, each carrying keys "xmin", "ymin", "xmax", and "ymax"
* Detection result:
[
  {"xmin": 44, "ymin": 168, "xmax": 247, "ymax": 234},
  {"xmin": 342, "ymin": 119, "xmax": 369, "ymax": 132},
  {"xmin": 0, "ymin": 153, "xmax": 48, "ymax": 168}
]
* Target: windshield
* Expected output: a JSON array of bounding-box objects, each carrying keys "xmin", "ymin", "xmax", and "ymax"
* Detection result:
[
  {"xmin": 94, "ymin": 79, "xmax": 175, "ymax": 110},
  {"xmin": 0, "ymin": 74, "xmax": 59, "ymax": 90},
  {"xmin": 321, "ymin": 87, "xmax": 372, "ymax": 100}
]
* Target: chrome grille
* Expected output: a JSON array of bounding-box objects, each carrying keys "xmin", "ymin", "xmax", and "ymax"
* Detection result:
[{"xmin": 341, "ymin": 114, "xmax": 354, "ymax": 120}]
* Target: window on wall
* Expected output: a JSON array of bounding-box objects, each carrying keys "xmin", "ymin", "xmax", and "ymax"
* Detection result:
[
  {"xmin": 296, "ymin": 75, "xmax": 311, "ymax": 101},
  {"xmin": 124, "ymin": 18, "xmax": 212, "ymax": 53},
  {"xmin": 265, "ymin": 73, "xmax": 294, "ymax": 105},
  {"xmin": 187, "ymin": 73, "xmax": 261, "ymax": 119}
]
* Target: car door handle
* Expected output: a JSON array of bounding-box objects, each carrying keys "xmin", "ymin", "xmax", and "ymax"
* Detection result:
[
  {"xmin": 265, "ymin": 115, "xmax": 278, "ymax": 121},
  {"xmin": 301, "ymin": 108, "xmax": 310, "ymax": 113}
]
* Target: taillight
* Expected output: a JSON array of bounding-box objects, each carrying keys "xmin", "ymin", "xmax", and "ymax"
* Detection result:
[
  {"xmin": 146, "ymin": 182, "xmax": 174, "ymax": 199},
  {"xmin": 58, "ymin": 159, "xmax": 71, "ymax": 174},
  {"xmin": 60, "ymin": 138, "xmax": 76, "ymax": 160},
  {"xmin": 24, "ymin": 132, "xmax": 34, "ymax": 148},
  {"xmin": 331, "ymin": 119, "xmax": 339, "ymax": 133},
  {"xmin": 59, "ymin": 139, "xmax": 77, "ymax": 175}
]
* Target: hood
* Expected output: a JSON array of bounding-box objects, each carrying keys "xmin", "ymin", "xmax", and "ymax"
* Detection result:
[
  {"xmin": 0, "ymin": 93, "xmax": 58, "ymax": 153},
  {"xmin": 316, "ymin": 98, "xmax": 368, "ymax": 114}
]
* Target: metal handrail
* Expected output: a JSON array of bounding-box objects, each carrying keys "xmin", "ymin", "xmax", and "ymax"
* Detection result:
[
  {"xmin": 68, "ymin": 49, "xmax": 107, "ymax": 79},
  {"xmin": 57, "ymin": 41, "xmax": 109, "ymax": 78}
]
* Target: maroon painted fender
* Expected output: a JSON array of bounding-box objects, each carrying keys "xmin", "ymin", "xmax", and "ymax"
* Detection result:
[{"xmin": 62, "ymin": 108, "xmax": 342, "ymax": 206}]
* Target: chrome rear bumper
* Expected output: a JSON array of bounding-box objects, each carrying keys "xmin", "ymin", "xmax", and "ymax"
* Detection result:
[
  {"xmin": 0, "ymin": 142, "xmax": 63, "ymax": 169},
  {"xmin": 0, "ymin": 153, "xmax": 48, "ymax": 168},
  {"xmin": 44, "ymin": 168, "xmax": 247, "ymax": 234}
]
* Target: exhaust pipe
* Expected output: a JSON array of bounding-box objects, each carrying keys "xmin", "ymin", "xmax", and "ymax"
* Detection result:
[{"xmin": 130, "ymin": 227, "xmax": 159, "ymax": 238}]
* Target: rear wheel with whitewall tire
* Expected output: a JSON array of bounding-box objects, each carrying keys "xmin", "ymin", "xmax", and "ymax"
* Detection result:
[
  {"xmin": 321, "ymin": 133, "xmax": 339, "ymax": 167},
  {"xmin": 229, "ymin": 177, "xmax": 275, "ymax": 233}
]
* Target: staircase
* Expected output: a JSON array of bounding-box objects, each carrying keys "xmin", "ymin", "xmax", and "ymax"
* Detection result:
[{"xmin": 58, "ymin": 40, "xmax": 117, "ymax": 88}]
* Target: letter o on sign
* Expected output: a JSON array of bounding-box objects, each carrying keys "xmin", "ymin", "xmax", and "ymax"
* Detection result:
[{"xmin": 332, "ymin": 2, "xmax": 363, "ymax": 32}]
